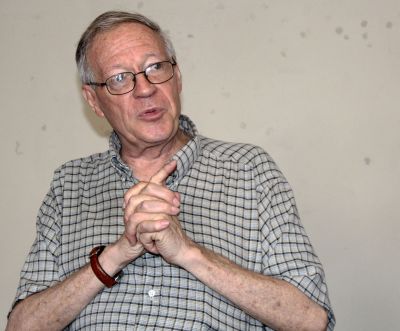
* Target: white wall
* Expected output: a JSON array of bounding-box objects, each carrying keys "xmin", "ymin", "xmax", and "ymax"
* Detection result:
[{"xmin": 1, "ymin": 1, "xmax": 399, "ymax": 329}]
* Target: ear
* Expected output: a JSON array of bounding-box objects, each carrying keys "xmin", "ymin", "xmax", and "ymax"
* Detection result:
[
  {"xmin": 82, "ymin": 85, "xmax": 105, "ymax": 117},
  {"xmin": 175, "ymin": 65, "xmax": 182, "ymax": 93}
]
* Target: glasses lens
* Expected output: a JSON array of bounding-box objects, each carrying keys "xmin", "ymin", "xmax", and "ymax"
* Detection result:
[
  {"xmin": 106, "ymin": 72, "xmax": 135, "ymax": 95},
  {"xmin": 146, "ymin": 62, "xmax": 174, "ymax": 84}
]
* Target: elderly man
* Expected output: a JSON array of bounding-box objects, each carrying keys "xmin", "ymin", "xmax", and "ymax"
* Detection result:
[{"xmin": 7, "ymin": 11, "xmax": 335, "ymax": 330}]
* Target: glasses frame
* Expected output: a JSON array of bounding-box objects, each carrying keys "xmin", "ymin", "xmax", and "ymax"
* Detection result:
[{"xmin": 86, "ymin": 60, "xmax": 177, "ymax": 95}]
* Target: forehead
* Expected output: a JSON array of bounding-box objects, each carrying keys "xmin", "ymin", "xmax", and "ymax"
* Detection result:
[{"xmin": 88, "ymin": 23, "xmax": 167, "ymax": 73}]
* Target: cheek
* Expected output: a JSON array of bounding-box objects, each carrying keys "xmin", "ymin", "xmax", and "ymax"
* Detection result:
[
  {"xmin": 100, "ymin": 96, "xmax": 129, "ymax": 116},
  {"xmin": 167, "ymin": 86, "xmax": 182, "ymax": 114}
]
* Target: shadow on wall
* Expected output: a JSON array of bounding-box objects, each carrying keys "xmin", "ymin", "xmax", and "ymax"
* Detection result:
[{"xmin": 75, "ymin": 75, "xmax": 112, "ymax": 138}]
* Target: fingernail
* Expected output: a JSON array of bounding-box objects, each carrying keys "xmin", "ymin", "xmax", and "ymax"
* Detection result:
[
  {"xmin": 173, "ymin": 198, "xmax": 180, "ymax": 207},
  {"xmin": 159, "ymin": 220, "xmax": 170, "ymax": 229}
]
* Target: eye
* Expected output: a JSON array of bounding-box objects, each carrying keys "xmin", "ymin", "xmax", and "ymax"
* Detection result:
[
  {"xmin": 114, "ymin": 73, "xmax": 128, "ymax": 83},
  {"xmin": 107, "ymin": 72, "xmax": 132, "ymax": 89},
  {"xmin": 146, "ymin": 62, "xmax": 163, "ymax": 73}
]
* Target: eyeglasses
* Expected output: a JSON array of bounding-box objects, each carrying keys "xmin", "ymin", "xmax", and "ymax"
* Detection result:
[{"xmin": 86, "ymin": 60, "xmax": 177, "ymax": 95}]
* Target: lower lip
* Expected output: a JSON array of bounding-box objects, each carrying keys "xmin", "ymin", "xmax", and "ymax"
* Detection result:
[{"xmin": 138, "ymin": 108, "xmax": 165, "ymax": 121}]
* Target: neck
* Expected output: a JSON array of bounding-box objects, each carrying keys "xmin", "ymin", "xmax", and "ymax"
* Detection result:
[{"xmin": 120, "ymin": 129, "xmax": 190, "ymax": 181}]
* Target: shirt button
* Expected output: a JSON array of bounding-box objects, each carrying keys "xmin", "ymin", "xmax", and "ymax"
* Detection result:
[{"xmin": 148, "ymin": 289, "xmax": 156, "ymax": 298}]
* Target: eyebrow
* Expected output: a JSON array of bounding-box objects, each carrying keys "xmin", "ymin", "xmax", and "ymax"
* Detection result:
[{"xmin": 105, "ymin": 53, "xmax": 164, "ymax": 73}]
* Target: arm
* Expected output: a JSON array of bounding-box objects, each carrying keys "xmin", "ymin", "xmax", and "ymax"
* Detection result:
[
  {"xmin": 182, "ymin": 243, "xmax": 328, "ymax": 331},
  {"xmin": 125, "ymin": 162, "xmax": 329, "ymax": 331},
  {"xmin": 7, "ymin": 264, "xmax": 103, "ymax": 331},
  {"xmin": 133, "ymin": 212, "xmax": 328, "ymax": 331},
  {"xmin": 7, "ymin": 162, "xmax": 180, "ymax": 331},
  {"xmin": 6, "ymin": 239, "xmax": 144, "ymax": 331}
]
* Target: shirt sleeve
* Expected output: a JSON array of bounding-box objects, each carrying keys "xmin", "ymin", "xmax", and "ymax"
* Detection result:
[
  {"xmin": 253, "ymin": 148, "xmax": 336, "ymax": 330},
  {"xmin": 12, "ymin": 174, "xmax": 62, "ymax": 307}
]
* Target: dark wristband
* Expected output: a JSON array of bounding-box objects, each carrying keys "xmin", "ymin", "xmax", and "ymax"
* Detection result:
[{"xmin": 89, "ymin": 246, "xmax": 122, "ymax": 288}]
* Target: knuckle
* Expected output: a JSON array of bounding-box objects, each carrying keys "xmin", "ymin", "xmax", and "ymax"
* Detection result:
[{"xmin": 138, "ymin": 200, "xmax": 145, "ymax": 210}]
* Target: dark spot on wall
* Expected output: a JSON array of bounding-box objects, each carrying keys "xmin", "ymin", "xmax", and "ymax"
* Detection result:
[
  {"xmin": 364, "ymin": 157, "xmax": 371, "ymax": 165},
  {"xmin": 15, "ymin": 141, "xmax": 23, "ymax": 155},
  {"xmin": 240, "ymin": 122, "xmax": 247, "ymax": 129},
  {"xmin": 344, "ymin": 34, "xmax": 350, "ymax": 40},
  {"xmin": 248, "ymin": 13, "xmax": 256, "ymax": 22},
  {"xmin": 41, "ymin": 124, "xmax": 47, "ymax": 131},
  {"xmin": 361, "ymin": 20, "xmax": 368, "ymax": 28},
  {"xmin": 386, "ymin": 21, "xmax": 393, "ymax": 29},
  {"xmin": 362, "ymin": 32, "xmax": 368, "ymax": 40},
  {"xmin": 265, "ymin": 127, "xmax": 274, "ymax": 136},
  {"xmin": 137, "ymin": 1, "xmax": 144, "ymax": 9},
  {"xmin": 187, "ymin": 34, "xmax": 194, "ymax": 39},
  {"xmin": 221, "ymin": 91, "xmax": 231, "ymax": 98},
  {"xmin": 280, "ymin": 51, "xmax": 287, "ymax": 58},
  {"xmin": 300, "ymin": 31, "xmax": 307, "ymax": 38},
  {"xmin": 216, "ymin": 3, "xmax": 225, "ymax": 10},
  {"xmin": 335, "ymin": 27, "xmax": 343, "ymax": 35}
]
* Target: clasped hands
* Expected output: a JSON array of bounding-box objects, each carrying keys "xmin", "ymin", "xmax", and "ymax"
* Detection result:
[{"xmin": 120, "ymin": 160, "xmax": 193, "ymax": 266}]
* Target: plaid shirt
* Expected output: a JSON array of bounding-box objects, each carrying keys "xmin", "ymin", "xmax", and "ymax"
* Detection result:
[{"xmin": 13, "ymin": 115, "xmax": 335, "ymax": 330}]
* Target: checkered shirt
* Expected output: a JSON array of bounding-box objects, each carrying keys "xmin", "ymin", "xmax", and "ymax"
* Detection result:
[{"xmin": 13, "ymin": 115, "xmax": 335, "ymax": 330}]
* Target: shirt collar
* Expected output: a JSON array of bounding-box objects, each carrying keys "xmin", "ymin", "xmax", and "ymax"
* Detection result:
[
  {"xmin": 109, "ymin": 132, "xmax": 132, "ymax": 178},
  {"xmin": 109, "ymin": 114, "xmax": 201, "ymax": 187}
]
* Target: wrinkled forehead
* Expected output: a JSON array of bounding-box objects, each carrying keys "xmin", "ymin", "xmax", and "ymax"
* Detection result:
[{"xmin": 88, "ymin": 23, "xmax": 168, "ymax": 71}]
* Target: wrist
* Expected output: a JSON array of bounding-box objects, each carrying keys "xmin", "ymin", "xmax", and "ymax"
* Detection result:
[
  {"xmin": 97, "ymin": 244, "xmax": 126, "ymax": 275},
  {"xmin": 178, "ymin": 242, "xmax": 204, "ymax": 271},
  {"xmin": 90, "ymin": 246, "xmax": 123, "ymax": 288}
]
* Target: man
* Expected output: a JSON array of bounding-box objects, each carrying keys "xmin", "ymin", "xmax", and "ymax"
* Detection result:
[{"xmin": 7, "ymin": 11, "xmax": 335, "ymax": 330}]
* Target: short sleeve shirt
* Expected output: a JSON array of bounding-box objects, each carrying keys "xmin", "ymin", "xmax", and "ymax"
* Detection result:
[{"xmin": 13, "ymin": 115, "xmax": 335, "ymax": 330}]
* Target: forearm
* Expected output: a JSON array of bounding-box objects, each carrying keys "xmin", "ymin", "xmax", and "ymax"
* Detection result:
[
  {"xmin": 6, "ymin": 244, "xmax": 125, "ymax": 331},
  {"xmin": 182, "ymin": 245, "xmax": 328, "ymax": 331},
  {"xmin": 6, "ymin": 264, "xmax": 101, "ymax": 330}
]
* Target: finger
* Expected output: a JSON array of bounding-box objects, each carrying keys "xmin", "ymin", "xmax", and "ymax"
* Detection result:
[
  {"xmin": 124, "ymin": 193, "xmax": 162, "ymax": 219},
  {"xmin": 138, "ymin": 183, "xmax": 179, "ymax": 206},
  {"xmin": 125, "ymin": 211, "xmax": 167, "ymax": 227},
  {"xmin": 149, "ymin": 159, "xmax": 177, "ymax": 185},
  {"xmin": 123, "ymin": 182, "xmax": 148, "ymax": 209},
  {"xmin": 135, "ymin": 199, "xmax": 179, "ymax": 215},
  {"xmin": 136, "ymin": 231, "xmax": 159, "ymax": 255},
  {"xmin": 124, "ymin": 182, "xmax": 179, "ymax": 210},
  {"xmin": 136, "ymin": 221, "xmax": 170, "ymax": 254},
  {"xmin": 136, "ymin": 220, "xmax": 170, "ymax": 254},
  {"xmin": 123, "ymin": 211, "xmax": 152, "ymax": 243},
  {"xmin": 136, "ymin": 219, "xmax": 170, "ymax": 234},
  {"xmin": 124, "ymin": 188, "xmax": 178, "ymax": 220}
]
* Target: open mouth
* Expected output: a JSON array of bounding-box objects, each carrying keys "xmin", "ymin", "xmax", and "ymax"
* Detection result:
[{"xmin": 138, "ymin": 107, "xmax": 165, "ymax": 120}]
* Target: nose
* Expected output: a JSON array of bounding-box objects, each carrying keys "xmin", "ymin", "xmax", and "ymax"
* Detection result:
[{"xmin": 132, "ymin": 72, "xmax": 156, "ymax": 98}]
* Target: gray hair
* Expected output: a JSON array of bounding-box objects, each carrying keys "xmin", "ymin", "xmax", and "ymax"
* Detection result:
[{"xmin": 75, "ymin": 11, "xmax": 177, "ymax": 83}]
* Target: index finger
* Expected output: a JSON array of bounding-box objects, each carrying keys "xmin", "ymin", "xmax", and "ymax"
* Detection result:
[{"xmin": 149, "ymin": 159, "xmax": 177, "ymax": 185}]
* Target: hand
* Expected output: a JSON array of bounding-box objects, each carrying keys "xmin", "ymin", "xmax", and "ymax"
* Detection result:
[
  {"xmin": 109, "ymin": 161, "xmax": 179, "ymax": 267},
  {"xmin": 135, "ymin": 209, "xmax": 194, "ymax": 266},
  {"xmin": 123, "ymin": 160, "xmax": 180, "ymax": 246},
  {"xmin": 123, "ymin": 160, "xmax": 195, "ymax": 266}
]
